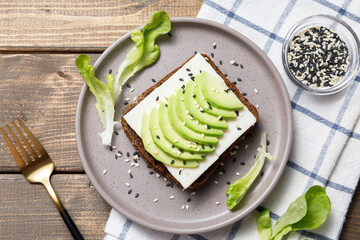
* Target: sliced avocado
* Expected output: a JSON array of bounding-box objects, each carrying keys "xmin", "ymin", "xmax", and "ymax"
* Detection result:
[
  {"xmin": 184, "ymin": 81, "xmax": 228, "ymax": 129},
  {"xmin": 175, "ymin": 88, "xmax": 224, "ymax": 136},
  {"xmin": 149, "ymin": 107, "xmax": 204, "ymax": 161},
  {"xmin": 141, "ymin": 113, "xmax": 198, "ymax": 168},
  {"xmin": 198, "ymin": 71, "xmax": 244, "ymax": 111},
  {"xmin": 168, "ymin": 94, "xmax": 219, "ymax": 146},
  {"xmin": 158, "ymin": 103, "xmax": 215, "ymax": 153},
  {"xmin": 193, "ymin": 78, "xmax": 237, "ymax": 119}
]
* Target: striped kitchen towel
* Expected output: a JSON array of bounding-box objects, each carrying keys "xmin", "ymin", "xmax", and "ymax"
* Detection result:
[{"xmin": 104, "ymin": 0, "xmax": 360, "ymax": 239}]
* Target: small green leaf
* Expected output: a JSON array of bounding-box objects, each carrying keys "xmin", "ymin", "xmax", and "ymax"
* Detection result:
[
  {"xmin": 257, "ymin": 209, "xmax": 272, "ymax": 240},
  {"xmin": 226, "ymin": 131, "xmax": 273, "ymax": 210}
]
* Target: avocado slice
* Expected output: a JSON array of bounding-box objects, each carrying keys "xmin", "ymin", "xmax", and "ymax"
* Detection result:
[
  {"xmin": 141, "ymin": 113, "xmax": 198, "ymax": 168},
  {"xmin": 168, "ymin": 94, "xmax": 219, "ymax": 146},
  {"xmin": 198, "ymin": 71, "xmax": 244, "ymax": 111},
  {"xmin": 149, "ymin": 107, "xmax": 204, "ymax": 161},
  {"xmin": 175, "ymin": 88, "xmax": 224, "ymax": 136},
  {"xmin": 158, "ymin": 103, "xmax": 215, "ymax": 153},
  {"xmin": 184, "ymin": 81, "xmax": 229, "ymax": 130},
  {"xmin": 193, "ymin": 78, "xmax": 237, "ymax": 119}
]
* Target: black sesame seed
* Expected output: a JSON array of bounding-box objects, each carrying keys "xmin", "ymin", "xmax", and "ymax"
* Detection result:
[
  {"xmin": 242, "ymin": 92, "xmax": 247, "ymax": 96},
  {"xmin": 128, "ymin": 189, "xmax": 132, "ymax": 194},
  {"xmin": 182, "ymin": 89, "xmax": 185, "ymax": 94},
  {"xmin": 232, "ymin": 158, "xmax": 236, "ymax": 163},
  {"xmin": 171, "ymin": 160, "xmax": 175, "ymax": 164},
  {"xmin": 109, "ymin": 69, "xmax": 112, "ymax": 74},
  {"xmin": 201, "ymin": 145, "xmax": 205, "ymax": 149},
  {"xmin": 115, "ymin": 154, "xmax": 118, "ymax": 159},
  {"xmin": 156, "ymin": 135, "xmax": 160, "ymax": 139},
  {"xmin": 186, "ymin": 68, "xmax": 191, "ymax": 72},
  {"xmin": 109, "ymin": 146, "xmax": 113, "ymax": 151},
  {"xmin": 219, "ymin": 60, "xmax": 223, "ymax": 65},
  {"xmin": 209, "ymin": 144, "xmax": 213, "ymax": 148},
  {"xmin": 201, "ymin": 154, "xmax": 206, "ymax": 158},
  {"xmin": 124, "ymin": 102, "xmax": 128, "ymax": 105},
  {"xmin": 187, "ymin": 198, "xmax": 191, "ymax": 202},
  {"xmin": 207, "ymin": 125, "xmax": 211, "ymax": 129},
  {"xmin": 133, "ymin": 159, "xmax": 138, "ymax": 163},
  {"xmin": 232, "ymin": 81, "xmax": 237, "ymax": 85},
  {"xmin": 147, "ymin": 164, "xmax": 151, "ymax": 168},
  {"xmin": 183, "ymin": 160, "xmax": 186, "ymax": 165},
  {"xmin": 149, "ymin": 171, "xmax": 154, "ymax": 175},
  {"xmin": 211, "ymin": 53, "xmax": 214, "ymax": 58},
  {"xmin": 235, "ymin": 111, "xmax": 239, "ymax": 116},
  {"xmin": 237, "ymin": 77, "xmax": 242, "ymax": 81},
  {"xmin": 267, "ymin": 139, "xmax": 270, "ymax": 146},
  {"xmin": 133, "ymin": 151, "xmax": 139, "ymax": 156},
  {"xmin": 130, "ymin": 173, "xmax": 133, "ymax": 178},
  {"xmin": 118, "ymin": 150, "xmax": 123, "ymax": 155},
  {"xmin": 114, "ymin": 130, "xmax": 119, "ymax": 135},
  {"xmin": 156, "ymin": 96, "xmax": 159, "ymax": 101},
  {"xmin": 178, "ymin": 148, "xmax": 184, "ymax": 153},
  {"xmin": 237, "ymin": 127, "xmax": 241, "ymax": 130},
  {"xmin": 171, "ymin": 145, "xmax": 175, "ymax": 148},
  {"xmin": 181, "ymin": 85, "xmax": 185, "ymax": 89},
  {"xmin": 127, "ymin": 152, "xmax": 130, "ymax": 157},
  {"xmin": 135, "ymin": 193, "xmax": 139, "ymax": 198},
  {"xmin": 240, "ymin": 162, "xmax": 245, "ymax": 166},
  {"xmin": 224, "ymin": 74, "xmax": 228, "ymax": 78},
  {"xmin": 167, "ymin": 32, "xmax": 172, "ymax": 37},
  {"xmin": 165, "ymin": 104, "xmax": 168, "ymax": 108},
  {"xmin": 179, "ymin": 78, "xmax": 184, "ymax": 81},
  {"xmin": 194, "ymin": 51, "xmax": 197, "ymax": 54},
  {"xmin": 126, "ymin": 83, "xmax": 131, "ymax": 88},
  {"xmin": 227, "ymin": 181, "xmax": 231, "ymax": 185},
  {"xmin": 193, "ymin": 94, "xmax": 196, "ymax": 98},
  {"xmin": 213, "ymin": 44, "xmax": 216, "ymax": 49},
  {"xmin": 240, "ymin": 64, "xmax": 244, "ymax": 69},
  {"xmin": 166, "ymin": 183, "xmax": 172, "ymax": 187},
  {"xmin": 261, "ymin": 171, "xmax": 264, "ymax": 177},
  {"xmin": 188, "ymin": 73, "xmax": 193, "ymax": 76},
  {"xmin": 191, "ymin": 77, "xmax": 195, "ymax": 81},
  {"xmin": 152, "ymin": 78, "xmax": 156, "ymax": 83},
  {"xmin": 234, "ymin": 62, "xmax": 239, "ymax": 67}
]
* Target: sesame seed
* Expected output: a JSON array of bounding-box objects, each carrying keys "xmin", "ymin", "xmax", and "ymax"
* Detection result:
[
  {"xmin": 191, "ymin": 191, "xmax": 196, "ymax": 195},
  {"xmin": 214, "ymin": 180, "xmax": 218, "ymax": 184},
  {"xmin": 125, "ymin": 182, "xmax": 131, "ymax": 187},
  {"xmin": 181, "ymin": 205, "xmax": 185, "ymax": 210},
  {"xmin": 215, "ymin": 202, "xmax": 221, "ymax": 205},
  {"xmin": 245, "ymin": 145, "xmax": 248, "ymax": 149},
  {"xmin": 156, "ymin": 173, "xmax": 160, "ymax": 178},
  {"xmin": 254, "ymin": 88, "xmax": 259, "ymax": 94},
  {"xmin": 170, "ymin": 196, "xmax": 175, "ymax": 200},
  {"xmin": 236, "ymin": 172, "xmax": 241, "ymax": 176},
  {"xmin": 154, "ymin": 198, "xmax": 159, "ymax": 203},
  {"xmin": 211, "ymin": 53, "xmax": 214, "ymax": 58},
  {"xmin": 174, "ymin": 139, "xmax": 179, "ymax": 143},
  {"xmin": 213, "ymin": 42, "xmax": 217, "ymax": 49},
  {"xmin": 154, "ymin": 151, "xmax": 159, "ymax": 155},
  {"xmin": 125, "ymin": 158, "xmax": 131, "ymax": 163},
  {"xmin": 130, "ymin": 162, "xmax": 135, "ymax": 167},
  {"xmin": 103, "ymin": 169, "xmax": 107, "ymax": 175},
  {"xmin": 219, "ymin": 60, "xmax": 223, "ymax": 65},
  {"xmin": 128, "ymin": 169, "xmax": 131, "ymax": 174},
  {"xmin": 185, "ymin": 204, "xmax": 190, "ymax": 210},
  {"xmin": 130, "ymin": 88, "xmax": 135, "ymax": 92},
  {"xmin": 128, "ymin": 189, "xmax": 132, "ymax": 194},
  {"xmin": 135, "ymin": 193, "xmax": 139, "ymax": 198}
]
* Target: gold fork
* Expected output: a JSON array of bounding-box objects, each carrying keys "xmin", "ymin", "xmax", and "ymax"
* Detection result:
[{"xmin": 0, "ymin": 118, "xmax": 84, "ymax": 240}]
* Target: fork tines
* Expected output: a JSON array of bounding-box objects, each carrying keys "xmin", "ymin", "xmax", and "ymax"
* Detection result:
[{"xmin": 0, "ymin": 118, "xmax": 46, "ymax": 168}]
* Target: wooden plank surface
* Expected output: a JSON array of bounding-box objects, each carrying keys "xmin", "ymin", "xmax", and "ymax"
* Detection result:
[
  {"xmin": 0, "ymin": 0, "xmax": 203, "ymax": 51},
  {"xmin": 0, "ymin": 174, "xmax": 110, "ymax": 240},
  {"xmin": 0, "ymin": 54, "xmax": 99, "ymax": 172}
]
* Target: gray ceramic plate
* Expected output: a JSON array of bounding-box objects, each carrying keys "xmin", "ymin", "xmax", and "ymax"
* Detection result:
[{"xmin": 76, "ymin": 18, "xmax": 293, "ymax": 234}]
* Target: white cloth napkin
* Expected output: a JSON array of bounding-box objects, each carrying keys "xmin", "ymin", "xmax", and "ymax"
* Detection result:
[{"xmin": 104, "ymin": 0, "xmax": 360, "ymax": 239}]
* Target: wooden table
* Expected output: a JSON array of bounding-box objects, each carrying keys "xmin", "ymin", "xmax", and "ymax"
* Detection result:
[{"xmin": 0, "ymin": 1, "xmax": 358, "ymax": 239}]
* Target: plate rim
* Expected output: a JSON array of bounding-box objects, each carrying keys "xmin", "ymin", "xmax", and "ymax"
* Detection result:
[{"xmin": 75, "ymin": 17, "xmax": 293, "ymax": 234}]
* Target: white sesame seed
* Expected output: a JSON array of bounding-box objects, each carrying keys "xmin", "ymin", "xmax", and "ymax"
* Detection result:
[
  {"xmin": 245, "ymin": 144, "xmax": 248, "ymax": 149},
  {"xmin": 125, "ymin": 158, "xmax": 131, "ymax": 163},
  {"xmin": 202, "ymin": 133, "xmax": 205, "ymax": 138},
  {"xmin": 135, "ymin": 163, "xmax": 140, "ymax": 167},
  {"xmin": 186, "ymin": 109, "xmax": 189, "ymax": 114},
  {"xmin": 236, "ymin": 172, "xmax": 241, "ymax": 176},
  {"xmin": 185, "ymin": 204, "xmax": 190, "ymax": 210},
  {"xmin": 147, "ymin": 140, "xmax": 151, "ymax": 145},
  {"xmin": 217, "ymin": 115, "xmax": 222, "ymax": 120},
  {"xmin": 133, "ymin": 96, "xmax": 138, "ymax": 101},
  {"xmin": 183, "ymin": 121, "xmax": 186, "ymax": 126},
  {"xmin": 128, "ymin": 169, "xmax": 131, "ymax": 174},
  {"xmin": 169, "ymin": 195, "xmax": 175, "ymax": 200},
  {"xmin": 180, "ymin": 97, "xmax": 184, "ymax": 101},
  {"xmin": 212, "ymin": 87, "xmax": 216, "ymax": 92},
  {"xmin": 215, "ymin": 201, "xmax": 221, "ymax": 205},
  {"xmin": 230, "ymin": 60, "xmax": 236, "ymax": 65},
  {"xmin": 214, "ymin": 180, "xmax": 218, "ymax": 184},
  {"xmin": 164, "ymin": 177, "xmax": 168, "ymax": 182},
  {"xmin": 191, "ymin": 192, "xmax": 196, "ymax": 195},
  {"xmin": 130, "ymin": 88, "xmax": 135, "ymax": 92},
  {"xmin": 124, "ymin": 97, "xmax": 130, "ymax": 101},
  {"xmin": 204, "ymin": 124, "xmax": 208, "ymax": 129},
  {"xmin": 256, "ymin": 104, "xmax": 259, "ymax": 109},
  {"xmin": 103, "ymin": 169, "xmax": 107, "ymax": 175},
  {"xmin": 254, "ymin": 88, "xmax": 259, "ymax": 94},
  {"xmin": 116, "ymin": 153, "xmax": 122, "ymax": 157},
  {"xmin": 174, "ymin": 139, "xmax": 179, "ymax": 143},
  {"xmin": 155, "ymin": 151, "xmax": 159, "ymax": 155},
  {"xmin": 111, "ymin": 146, "xmax": 117, "ymax": 149},
  {"xmin": 213, "ymin": 42, "xmax": 217, "ymax": 47},
  {"xmin": 202, "ymin": 97, "xmax": 205, "ymax": 100},
  {"xmin": 154, "ymin": 198, "xmax": 159, "ymax": 203},
  {"xmin": 219, "ymin": 171, "xmax": 223, "ymax": 175},
  {"xmin": 125, "ymin": 182, "xmax": 131, "ymax": 187},
  {"xmin": 156, "ymin": 173, "xmax": 160, "ymax": 178},
  {"xmin": 182, "ymin": 205, "xmax": 185, "ymax": 210},
  {"xmin": 130, "ymin": 162, "xmax": 135, "ymax": 167},
  {"xmin": 230, "ymin": 151, "xmax": 236, "ymax": 156},
  {"xmin": 234, "ymin": 145, "xmax": 239, "ymax": 149},
  {"xmin": 200, "ymin": 107, "xmax": 204, "ymax": 112}
]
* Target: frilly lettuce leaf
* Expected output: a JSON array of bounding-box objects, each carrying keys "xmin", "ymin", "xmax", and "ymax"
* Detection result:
[
  {"xmin": 226, "ymin": 131, "xmax": 273, "ymax": 210},
  {"xmin": 113, "ymin": 10, "xmax": 171, "ymax": 97},
  {"xmin": 75, "ymin": 54, "xmax": 117, "ymax": 146},
  {"xmin": 257, "ymin": 209, "xmax": 272, "ymax": 240},
  {"xmin": 76, "ymin": 11, "xmax": 171, "ymax": 145}
]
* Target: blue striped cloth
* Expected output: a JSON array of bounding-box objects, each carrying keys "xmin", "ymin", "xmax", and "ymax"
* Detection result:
[{"xmin": 104, "ymin": 1, "xmax": 360, "ymax": 239}]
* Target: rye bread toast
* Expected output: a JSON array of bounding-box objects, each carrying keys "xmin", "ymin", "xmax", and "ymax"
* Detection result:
[{"xmin": 121, "ymin": 54, "xmax": 259, "ymax": 189}]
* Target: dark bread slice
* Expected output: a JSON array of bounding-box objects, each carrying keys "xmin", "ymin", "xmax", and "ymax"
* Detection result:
[{"xmin": 121, "ymin": 54, "xmax": 259, "ymax": 189}]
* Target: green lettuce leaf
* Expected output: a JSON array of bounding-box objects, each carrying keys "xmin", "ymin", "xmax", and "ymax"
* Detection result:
[
  {"xmin": 226, "ymin": 131, "xmax": 273, "ymax": 210},
  {"xmin": 75, "ymin": 54, "xmax": 117, "ymax": 146},
  {"xmin": 257, "ymin": 209, "xmax": 272, "ymax": 240},
  {"xmin": 113, "ymin": 10, "xmax": 171, "ymax": 97}
]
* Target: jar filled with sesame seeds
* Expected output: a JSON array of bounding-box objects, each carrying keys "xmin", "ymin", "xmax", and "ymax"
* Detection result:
[{"xmin": 282, "ymin": 14, "xmax": 360, "ymax": 95}]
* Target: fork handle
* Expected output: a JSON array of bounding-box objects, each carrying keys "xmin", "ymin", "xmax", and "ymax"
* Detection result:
[{"xmin": 60, "ymin": 209, "xmax": 84, "ymax": 240}]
